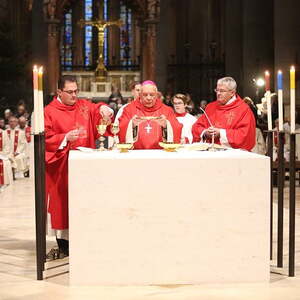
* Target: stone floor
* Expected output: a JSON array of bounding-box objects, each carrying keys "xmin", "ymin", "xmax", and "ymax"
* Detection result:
[{"xmin": 0, "ymin": 177, "xmax": 299, "ymax": 300}]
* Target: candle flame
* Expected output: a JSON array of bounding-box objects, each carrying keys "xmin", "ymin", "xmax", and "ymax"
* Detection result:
[
  {"xmin": 278, "ymin": 70, "xmax": 282, "ymax": 74},
  {"xmin": 38, "ymin": 66, "xmax": 43, "ymax": 74},
  {"xmin": 291, "ymin": 66, "xmax": 295, "ymax": 72},
  {"xmin": 33, "ymin": 65, "xmax": 38, "ymax": 72},
  {"xmin": 265, "ymin": 70, "xmax": 270, "ymax": 76}
]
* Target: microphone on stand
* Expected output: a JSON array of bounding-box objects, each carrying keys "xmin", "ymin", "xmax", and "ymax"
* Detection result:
[{"xmin": 199, "ymin": 107, "xmax": 216, "ymax": 150}]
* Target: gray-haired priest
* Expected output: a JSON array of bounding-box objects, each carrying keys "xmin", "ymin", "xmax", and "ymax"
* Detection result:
[{"xmin": 192, "ymin": 77, "xmax": 256, "ymax": 151}]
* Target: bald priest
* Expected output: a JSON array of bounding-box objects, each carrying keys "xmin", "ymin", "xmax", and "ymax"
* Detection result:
[{"xmin": 118, "ymin": 81, "xmax": 182, "ymax": 149}]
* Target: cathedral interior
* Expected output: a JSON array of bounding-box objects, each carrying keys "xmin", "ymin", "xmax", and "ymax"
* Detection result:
[{"xmin": 0, "ymin": 0, "xmax": 299, "ymax": 113}]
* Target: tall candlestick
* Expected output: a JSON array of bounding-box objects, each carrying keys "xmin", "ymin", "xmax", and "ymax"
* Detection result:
[
  {"xmin": 266, "ymin": 91, "xmax": 272, "ymax": 130},
  {"xmin": 290, "ymin": 66, "xmax": 296, "ymax": 133},
  {"xmin": 265, "ymin": 71, "xmax": 270, "ymax": 91},
  {"xmin": 38, "ymin": 67, "xmax": 45, "ymax": 133},
  {"xmin": 277, "ymin": 70, "xmax": 283, "ymax": 131},
  {"xmin": 32, "ymin": 66, "xmax": 40, "ymax": 134}
]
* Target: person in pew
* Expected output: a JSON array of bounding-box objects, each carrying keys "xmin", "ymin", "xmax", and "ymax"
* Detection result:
[
  {"xmin": 6, "ymin": 116, "xmax": 29, "ymax": 179},
  {"xmin": 192, "ymin": 77, "xmax": 256, "ymax": 151},
  {"xmin": 172, "ymin": 93, "xmax": 197, "ymax": 144},
  {"xmin": 118, "ymin": 80, "xmax": 182, "ymax": 149},
  {"xmin": 0, "ymin": 127, "xmax": 13, "ymax": 190},
  {"xmin": 44, "ymin": 75, "xmax": 113, "ymax": 259}
]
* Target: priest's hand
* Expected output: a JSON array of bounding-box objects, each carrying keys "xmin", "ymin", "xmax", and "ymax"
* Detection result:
[
  {"xmin": 66, "ymin": 129, "xmax": 80, "ymax": 142},
  {"xmin": 155, "ymin": 115, "xmax": 167, "ymax": 128},
  {"xmin": 100, "ymin": 105, "xmax": 114, "ymax": 119},
  {"xmin": 205, "ymin": 127, "xmax": 220, "ymax": 139},
  {"xmin": 132, "ymin": 115, "xmax": 144, "ymax": 127}
]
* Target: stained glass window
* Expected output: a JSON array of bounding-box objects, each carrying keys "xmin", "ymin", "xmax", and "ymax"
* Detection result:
[
  {"xmin": 103, "ymin": 0, "xmax": 109, "ymax": 65},
  {"xmin": 85, "ymin": 0, "xmax": 93, "ymax": 66},
  {"xmin": 120, "ymin": 3, "xmax": 132, "ymax": 66},
  {"xmin": 62, "ymin": 10, "xmax": 72, "ymax": 69}
]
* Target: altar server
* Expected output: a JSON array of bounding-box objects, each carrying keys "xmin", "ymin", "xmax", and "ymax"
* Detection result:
[
  {"xmin": 45, "ymin": 75, "xmax": 113, "ymax": 258},
  {"xmin": 192, "ymin": 77, "xmax": 255, "ymax": 151},
  {"xmin": 118, "ymin": 80, "xmax": 182, "ymax": 149},
  {"xmin": 172, "ymin": 93, "xmax": 197, "ymax": 144}
]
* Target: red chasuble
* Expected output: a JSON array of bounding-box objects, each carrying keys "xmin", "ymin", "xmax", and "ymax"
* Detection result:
[
  {"xmin": 45, "ymin": 97, "xmax": 106, "ymax": 229},
  {"xmin": 192, "ymin": 95, "xmax": 256, "ymax": 151},
  {"xmin": 118, "ymin": 98, "xmax": 182, "ymax": 149}
]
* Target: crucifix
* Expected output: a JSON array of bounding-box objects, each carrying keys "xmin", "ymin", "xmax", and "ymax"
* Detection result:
[
  {"xmin": 145, "ymin": 123, "xmax": 152, "ymax": 134},
  {"xmin": 78, "ymin": 18, "xmax": 123, "ymax": 81}
]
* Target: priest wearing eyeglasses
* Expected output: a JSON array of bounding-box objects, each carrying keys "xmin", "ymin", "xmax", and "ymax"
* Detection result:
[
  {"xmin": 44, "ymin": 75, "xmax": 113, "ymax": 258},
  {"xmin": 118, "ymin": 80, "xmax": 182, "ymax": 149},
  {"xmin": 192, "ymin": 77, "xmax": 256, "ymax": 151}
]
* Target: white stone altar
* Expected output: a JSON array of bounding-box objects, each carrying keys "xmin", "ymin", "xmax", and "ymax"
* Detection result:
[{"xmin": 68, "ymin": 149, "xmax": 270, "ymax": 286}]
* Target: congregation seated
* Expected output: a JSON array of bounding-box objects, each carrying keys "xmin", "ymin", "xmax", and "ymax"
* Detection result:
[
  {"xmin": 6, "ymin": 116, "xmax": 29, "ymax": 179},
  {"xmin": 0, "ymin": 127, "xmax": 13, "ymax": 190}
]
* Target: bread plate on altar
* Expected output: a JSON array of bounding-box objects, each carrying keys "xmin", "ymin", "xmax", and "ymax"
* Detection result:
[
  {"xmin": 187, "ymin": 143, "xmax": 229, "ymax": 151},
  {"xmin": 159, "ymin": 142, "xmax": 182, "ymax": 152}
]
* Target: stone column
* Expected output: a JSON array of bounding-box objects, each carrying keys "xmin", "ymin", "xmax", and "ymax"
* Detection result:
[
  {"xmin": 224, "ymin": 0, "xmax": 243, "ymax": 94},
  {"xmin": 72, "ymin": 0, "xmax": 84, "ymax": 66},
  {"xmin": 44, "ymin": 0, "xmax": 61, "ymax": 94},
  {"xmin": 108, "ymin": 0, "xmax": 120, "ymax": 65},
  {"xmin": 242, "ymin": 0, "xmax": 274, "ymax": 99},
  {"xmin": 46, "ymin": 20, "xmax": 60, "ymax": 94},
  {"xmin": 274, "ymin": 0, "xmax": 300, "ymax": 106},
  {"xmin": 142, "ymin": 0, "xmax": 160, "ymax": 81}
]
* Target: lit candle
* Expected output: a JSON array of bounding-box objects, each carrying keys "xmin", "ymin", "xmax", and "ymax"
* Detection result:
[
  {"xmin": 32, "ymin": 66, "xmax": 40, "ymax": 134},
  {"xmin": 277, "ymin": 70, "xmax": 283, "ymax": 131},
  {"xmin": 266, "ymin": 91, "xmax": 272, "ymax": 131},
  {"xmin": 265, "ymin": 71, "xmax": 270, "ymax": 91},
  {"xmin": 38, "ymin": 67, "xmax": 45, "ymax": 133},
  {"xmin": 290, "ymin": 66, "xmax": 296, "ymax": 133}
]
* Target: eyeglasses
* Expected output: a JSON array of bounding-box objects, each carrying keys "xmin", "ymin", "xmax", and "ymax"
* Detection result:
[
  {"xmin": 63, "ymin": 89, "xmax": 79, "ymax": 95},
  {"xmin": 173, "ymin": 102, "xmax": 184, "ymax": 105},
  {"xmin": 214, "ymin": 89, "xmax": 232, "ymax": 93}
]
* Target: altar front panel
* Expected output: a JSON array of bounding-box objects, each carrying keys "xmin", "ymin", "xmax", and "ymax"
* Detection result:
[{"xmin": 69, "ymin": 149, "xmax": 270, "ymax": 285}]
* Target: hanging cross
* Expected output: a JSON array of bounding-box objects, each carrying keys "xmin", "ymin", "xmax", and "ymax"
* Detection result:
[
  {"xmin": 145, "ymin": 123, "xmax": 152, "ymax": 134},
  {"xmin": 78, "ymin": 18, "xmax": 123, "ymax": 80}
]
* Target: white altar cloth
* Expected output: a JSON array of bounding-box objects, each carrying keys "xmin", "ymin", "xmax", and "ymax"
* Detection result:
[{"xmin": 69, "ymin": 149, "xmax": 270, "ymax": 285}]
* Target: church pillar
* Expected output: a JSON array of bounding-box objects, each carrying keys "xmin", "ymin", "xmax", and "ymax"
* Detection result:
[
  {"xmin": 72, "ymin": 0, "xmax": 84, "ymax": 66},
  {"xmin": 155, "ymin": 0, "xmax": 169, "ymax": 91},
  {"xmin": 274, "ymin": 0, "xmax": 300, "ymax": 106},
  {"xmin": 44, "ymin": 0, "xmax": 61, "ymax": 95},
  {"xmin": 108, "ymin": 0, "xmax": 120, "ymax": 65},
  {"xmin": 224, "ymin": 0, "xmax": 243, "ymax": 94},
  {"xmin": 46, "ymin": 20, "xmax": 60, "ymax": 94},
  {"xmin": 142, "ymin": 0, "xmax": 160, "ymax": 81},
  {"xmin": 242, "ymin": 0, "xmax": 274, "ymax": 99}
]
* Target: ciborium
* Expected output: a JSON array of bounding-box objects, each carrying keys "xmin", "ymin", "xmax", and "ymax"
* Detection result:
[
  {"xmin": 110, "ymin": 123, "xmax": 120, "ymax": 150},
  {"xmin": 96, "ymin": 123, "xmax": 107, "ymax": 151}
]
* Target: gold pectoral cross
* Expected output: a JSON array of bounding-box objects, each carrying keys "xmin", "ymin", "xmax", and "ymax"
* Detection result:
[{"xmin": 78, "ymin": 18, "xmax": 123, "ymax": 81}]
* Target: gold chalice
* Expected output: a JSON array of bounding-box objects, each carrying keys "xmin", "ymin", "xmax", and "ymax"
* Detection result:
[
  {"xmin": 96, "ymin": 124, "xmax": 107, "ymax": 151},
  {"xmin": 110, "ymin": 123, "xmax": 120, "ymax": 150}
]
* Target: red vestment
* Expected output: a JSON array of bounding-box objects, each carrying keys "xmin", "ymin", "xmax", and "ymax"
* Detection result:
[
  {"xmin": 192, "ymin": 95, "xmax": 256, "ymax": 151},
  {"xmin": 45, "ymin": 97, "xmax": 106, "ymax": 229},
  {"xmin": 118, "ymin": 98, "xmax": 182, "ymax": 149}
]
